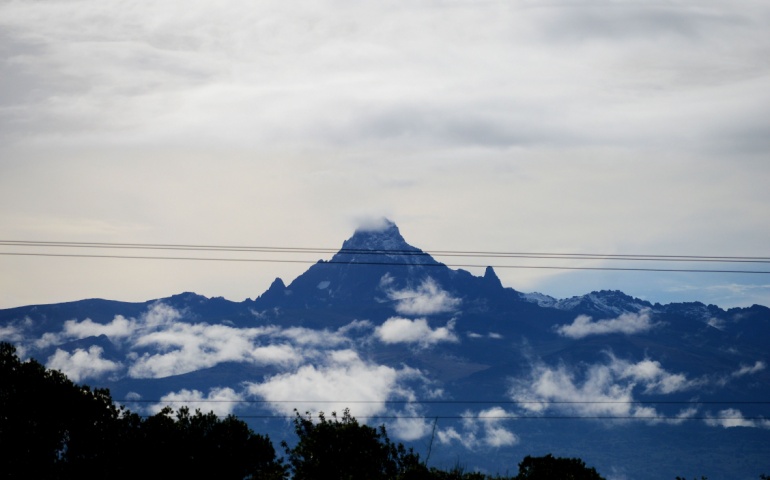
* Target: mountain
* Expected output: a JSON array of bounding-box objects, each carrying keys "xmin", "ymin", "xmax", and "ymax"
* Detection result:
[{"xmin": 2, "ymin": 220, "xmax": 769, "ymax": 480}]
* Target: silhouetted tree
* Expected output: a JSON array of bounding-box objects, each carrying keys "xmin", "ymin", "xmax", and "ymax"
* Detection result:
[
  {"xmin": 282, "ymin": 408, "xmax": 424, "ymax": 480},
  {"xmin": 514, "ymin": 454, "xmax": 605, "ymax": 480},
  {"xmin": 131, "ymin": 406, "xmax": 285, "ymax": 480},
  {"xmin": 0, "ymin": 342, "xmax": 123, "ymax": 479},
  {"xmin": 0, "ymin": 342, "xmax": 285, "ymax": 480}
]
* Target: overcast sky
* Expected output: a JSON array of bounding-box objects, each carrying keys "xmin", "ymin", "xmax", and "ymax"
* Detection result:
[{"xmin": 1, "ymin": 0, "xmax": 769, "ymax": 309}]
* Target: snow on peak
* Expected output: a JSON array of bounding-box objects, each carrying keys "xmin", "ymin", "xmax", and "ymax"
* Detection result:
[
  {"xmin": 520, "ymin": 292, "xmax": 558, "ymax": 308},
  {"xmin": 333, "ymin": 220, "xmax": 439, "ymax": 265},
  {"xmin": 341, "ymin": 219, "xmax": 411, "ymax": 252}
]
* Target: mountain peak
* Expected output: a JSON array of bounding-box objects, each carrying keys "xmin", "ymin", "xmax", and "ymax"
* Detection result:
[
  {"xmin": 483, "ymin": 266, "xmax": 503, "ymax": 289},
  {"xmin": 330, "ymin": 219, "xmax": 439, "ymax": 266},
  {"xmin": 340, "ymin": 219, "xmax": 413, "ymax": 252}
]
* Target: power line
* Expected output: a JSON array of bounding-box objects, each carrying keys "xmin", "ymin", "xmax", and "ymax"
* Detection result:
[
  {"xmin": 123, "ymin": 399, "xmax": 770, "ymax": 405},
  {"xmin": 2, "ymin": 252, "xmax": 770, "ymax": 274},
  {"xmin": 2, "ymin": 239, "xmax": 769, "ymax": 263}
]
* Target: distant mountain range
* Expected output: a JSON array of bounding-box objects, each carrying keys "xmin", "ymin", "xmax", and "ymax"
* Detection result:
[{"xmin": 2, "ymin": 220, "xmax": 769, "ymax": 480}]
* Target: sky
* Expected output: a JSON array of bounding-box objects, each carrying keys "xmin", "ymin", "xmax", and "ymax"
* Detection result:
[{"xmin": 1, "ymin": 0, "xmax": 770, "ymax": 310}]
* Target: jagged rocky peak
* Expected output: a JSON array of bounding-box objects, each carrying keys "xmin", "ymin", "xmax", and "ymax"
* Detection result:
[
  {"xmin": 332, "ymin": 218, "xmax": 439, "ymax": 265},
  {"xmin": 340, "ymin": 218, "xmax": 414, "ymax": 252},
  {"xmin": 555, "ymin": 289, "xmax": 653, "ymax": 316},
  {"xmin": 267, "ymin": 277, "xmax": 286, "ymax": 291},
  {"xmin": 483, "ymin": 266, "xmax": 503, "ymax": 289}
]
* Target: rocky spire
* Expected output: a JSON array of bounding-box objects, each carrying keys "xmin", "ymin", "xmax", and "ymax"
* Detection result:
[{"xmin": 331, "ymin": 219, "xmax": 438, "ymax": 265}]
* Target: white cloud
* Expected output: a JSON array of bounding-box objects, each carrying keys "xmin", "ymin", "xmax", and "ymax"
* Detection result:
[
  {"xmin": 354, "ymin": 216, "xmax": 393, "ymax": 232},
  {"xmin": 510, "ymin": 361, "xmax": 635, "ymax": 417},
  {"xmin": 509, "ymin": 355, "xmax": 696, "ymax": 419},
  {"xmin": 30, "ymin": 302, "xmax": 184, "ymax": 351},
  {"xmin": 704, "ymin": 408, "xmax": 770, "ymax": 429},
  {"xmin": 62, "ymin": 315, "xmax": 137, "ymax": 340},
  {"xmin": 467, "ymin": 331, "xmax": 503, "ymax": 340},
  {"xmin": 618, "ymin": 357, "xmax": 693, "ymax": 394},
  {"xmin": 715, "ymin": 360, "xmax": 767, "ymax": 387},
  {"xmin": 142, "ymin": 302, "xmax": 184, "ymax": 328},
  {"xmin": 46, "ymin": 346, "xmax": 122, "ymax": 383},
  {"xmin": 25, "ymin": 302, "xmax": 378, "ymax": 381},
  {"xmin": 668, "ymin": 407, "xmax": 700, "ymax": 426},
  {"xmin": 387, "ymin": 404, "xmax": 432, "ymax": 441},
  {"xmin": 387, "ymin": 278, "xmax": 461, "ymax": 316},
  {"xmin": 250, "ymin": 343, "xmax": 303, "ymax": 367},
  {"xmin": 555, "ymin": 309, "xmax": 658, "ymax": 339},
  {"xmin": 151, "ymin": 387, "xmax": 244, "ymax": 416},
  {"xmin": 731, "ymin": 361, "xmax": 766, "ymax": 378},
  {"xmin": 0, "ymin": 324, "xmax": 23, "ymax": 342},
  {"xmin": 375, "ymin": 317, "xmax": 458, "ymax": 347},
  {"xmin": 275, "ymin": 326, "xmax": 351, "ymax": 347},
  {"xmin": 128, "ymin": 322, "xmax": 273, "ymax": 378},
  {"xmin": 437, "ymin": 407, "xmax": 518, "ymax": 449},
  {"xmin": 707, "ymin": 317, "xmax": 726, "ymax": 330},
  {"xmin": 245, "ymin": 349, "xmax": 417, "ymax": 418}
]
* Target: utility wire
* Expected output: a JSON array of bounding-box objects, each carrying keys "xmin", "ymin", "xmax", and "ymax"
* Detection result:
[
  {"xmin": 2, "ymin": 251, "xmax": 769, "ymax": 274},
  {"xmin": 123, "ymin": 399, "xmax": 770, "ymax": 405},
  {"xmin": 3, "ymin": 238, "xmax": 770, "ymax": 275},
  {"xmin": 131, "ymin": 413, "xmax": 768, "ymax": 421},
  {"xmin": 1, "ymin": 240, "xmax": 769, "ymax": 263}
]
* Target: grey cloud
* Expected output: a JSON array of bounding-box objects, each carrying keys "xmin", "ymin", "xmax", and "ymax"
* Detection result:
[{"xmin": 536, "ymin": 4, "xmax": 744, "ymax": 43}]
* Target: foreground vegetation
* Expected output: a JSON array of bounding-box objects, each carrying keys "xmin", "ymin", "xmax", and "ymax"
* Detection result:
[{"xmin": 1, "ymin": 342, "xmax": 763, "ymax": 480}]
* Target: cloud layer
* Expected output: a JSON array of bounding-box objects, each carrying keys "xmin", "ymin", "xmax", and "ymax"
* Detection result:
[{"xmin": 16, "ymin": 303, "xmax": 444, "ymax": 440}]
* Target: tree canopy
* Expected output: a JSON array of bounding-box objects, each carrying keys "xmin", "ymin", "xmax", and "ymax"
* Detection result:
[
  {"xmin": 282, "ymin": 408, "xmax": 426, "ymax": 480},
  {"xmin": 0, "ymin": 342, "xmax": 284, "ymax": 480},
  {"xmin": 513, "ymin": 454, "xmax": 606, "ymax": 480}
]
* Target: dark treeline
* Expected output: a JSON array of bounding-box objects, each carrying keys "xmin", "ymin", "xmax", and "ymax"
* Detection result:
[{"xmin": 2, "ymin": 341, "xmax": 746, "ymax": 480}]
